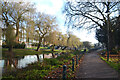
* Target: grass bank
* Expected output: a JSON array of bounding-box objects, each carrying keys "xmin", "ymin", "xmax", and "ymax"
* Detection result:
[
  {"xmin": 25, "ymin": 47, "xmax": 48, "ymax": 50},
  {"xmin": 2, "ymin": 50, "xmax": 82, "ymax": 79},
  {"xmin": 100, "ymin": 56, "xmax": 120, "ymax": 72},
  {"xmin": 2, "ymin": 48, "xmax": 69, "ymax": 59}
]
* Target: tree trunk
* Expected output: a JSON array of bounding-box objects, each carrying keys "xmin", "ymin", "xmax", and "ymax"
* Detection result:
[
  {"xmin": 43, "ymin": 54, "xmax": 44, "ymax": 59},
  {"xmin": 36, "ymin": 54, "xmax": 40, "ymax": 61},
  {"xmin": 36, "ymin": 38, "xmax": 42, "ymax": 51},
  {"xmin": 52, "ymin": 44, "xmax": 55, "ymax": 52},
  {"xmin": 27, "ymin": 37, "xmax": 29, "ymax": 46},
  {"xmin": 16, "ymin": 21, "xmax": 19, "ymax": 43},
  {"xmin": 8, "ymin": 45, "xmax": 13, "ymax": 52},
  {"xmin": 109, "ymin": 32, "xmax": 115, "ymax": 51},
  {"xmin": 52, "ymin": 53, "xmax": 55, "ymax": 58},
  {"xmin": 8, "ymin": 45, "xmax": 14, "ymax": 59},
  {"xmin": 14, "ymin": 59, "xmax": 18, "ymax": 68},
  {"xmin": 36, "ymin": 35, "xmax": 45, "ymax": 51},
  {"xmin": 36, "ymin": 43, "xmax": 41, "ymax": 51}
]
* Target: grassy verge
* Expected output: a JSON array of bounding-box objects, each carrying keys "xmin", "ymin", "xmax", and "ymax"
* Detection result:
[
  {"xmin": 46, "ymin": 50, "xmax": 84, "ymax": 78},
  {"xmin": 2, "ymin": 50, "xmax": 81, "ymax": 79},
  {"xmin": 2, "ymin": 48, "xmax": 69, "ymax": 59},
  {"xmin": 100, "ymin": 56, "xmax": 120, "ymax": 72},
  {"xmin": 25, "ymin": 47, "xmax": 48, "ymax": 50}
]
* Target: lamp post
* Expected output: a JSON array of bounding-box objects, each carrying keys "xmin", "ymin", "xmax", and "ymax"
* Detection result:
[{"xmin": 105, "ymin": 3, "xmax": 110, "ymax": 61}]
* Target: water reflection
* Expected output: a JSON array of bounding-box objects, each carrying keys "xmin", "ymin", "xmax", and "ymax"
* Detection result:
[
  {"xmin": 0, "ymin": 52, "xmax": 63, "ymax": 73},
  {"xmin": 0, "ymin": 60, "xmax": 4, "ymax": 73},
  {"xmin": 17, "ymin": 55, "xmax": 38, "ymax": 68},
  {"xmin": 43, "ymin": 53, "xmax": 54, "ymax": 58}
]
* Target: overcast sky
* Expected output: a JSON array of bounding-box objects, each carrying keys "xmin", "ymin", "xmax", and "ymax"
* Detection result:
[{"xmin": 26, "ymin": 0, "xmax": 98, "ymax": 44}]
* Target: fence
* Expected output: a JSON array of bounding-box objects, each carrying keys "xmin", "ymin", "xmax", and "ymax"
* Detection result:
[{"xmin": 62, "ymin": 53, "xmax": 84, "ymax": 79}]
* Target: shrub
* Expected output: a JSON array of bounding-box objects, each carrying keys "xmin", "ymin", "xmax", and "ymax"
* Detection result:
[
  {"xmin": 21, "ymin": 42, "xmax": 25, "ymax": 49},
  {"xmin": 13, "ymin": 42, "xmax": 25, "ymax": 49},
  {"xmin": 2, "ymin": 42, "xmax": 26, "ymax": 49},
  {"xmin": 44, "ymin": 58, "xmax": 59, "ymax": 66},
  {"xmin": 2, "ymin": 43, "xmax": 9, "ymax": 48},
  {"xmin": 31, "ymin": 43, "xmax": 39, "ymax": 47},
  {"xmin": 14, "ymin": 43, "xmax": 20, "ymax": 48}
]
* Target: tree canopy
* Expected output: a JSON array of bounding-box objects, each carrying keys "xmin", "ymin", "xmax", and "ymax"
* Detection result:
[
  {"xmin": 63, "ymin": 1, "xmax": 120, "ymax": 29},
  {"xmin": 63, "ymin": 1, "xmax": 120, "ymax": 51}
]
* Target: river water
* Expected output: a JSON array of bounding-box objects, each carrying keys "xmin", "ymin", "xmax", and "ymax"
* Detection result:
[{"xmin": 0, "ymin": 52, "xmax": 63, "ymax": 73}]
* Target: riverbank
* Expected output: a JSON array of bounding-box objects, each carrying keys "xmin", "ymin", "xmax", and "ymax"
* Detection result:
[
  {"xmin": 2, "ymin": 48, "xmax": 69, "ymax": 59},
  {"xmin": 2, "ymin": 50, "xmax": 82, "ymax": 79}
]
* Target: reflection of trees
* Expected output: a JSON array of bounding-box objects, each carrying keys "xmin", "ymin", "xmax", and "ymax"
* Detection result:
[
  {"xmin": 43, "ymin": 53, "xmax": 55, "ymax": 58},
  {"xmin": 5, "ymin": 58, "xmax": 18, "ymax": 70},
  {"xmin": 52, "ymin": 53, "xmax": 55, "ymax": 58},
  {"xmin": 43, "ymin": 54, "xmax": 44, "ymax": 59},
  {"xmin": 35, "ymin": 54, "xmax": 40, "ymax": 61},
  {"xmin": 4, "ymin": 52, "xmax": 18, "ymax": 70},
  {"xmin": 4, "ymin": 52, "xmax": 26, "ymax": 71}
]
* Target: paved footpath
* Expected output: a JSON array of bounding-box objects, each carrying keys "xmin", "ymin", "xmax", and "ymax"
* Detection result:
[{"xmin": 76, "ymin": 51, "xmax": 119, "ymax": 78}]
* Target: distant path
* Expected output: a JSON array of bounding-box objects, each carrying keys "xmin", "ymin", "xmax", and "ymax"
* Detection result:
[{"xmin": 76, "ymin": 51, "xmax": 119, "ymax": 78}]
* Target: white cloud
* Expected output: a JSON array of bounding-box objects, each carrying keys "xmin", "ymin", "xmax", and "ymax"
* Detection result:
[
  {"xmin": 35, "ymin": 0, "xmax": 64, "ymax": 15},
  {"xmin": 36, "ymin": 4, "xmax": 54, "ymax": 15},
  {"xmin": 71, "ymin": 29, "xmax": 98, "ymax": 44}
]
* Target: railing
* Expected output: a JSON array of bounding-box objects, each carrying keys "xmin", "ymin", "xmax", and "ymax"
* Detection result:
[{"xmin": 62, "ymin": 53, "xmax": 84, "ymax": 79}]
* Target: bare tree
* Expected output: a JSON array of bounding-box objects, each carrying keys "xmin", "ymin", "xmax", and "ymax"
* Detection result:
[
  {"xmin": 63, "ymin": 1, "xmax": 120, "ymax": 50},
  {"xmin": 1, "ymin": 1, "xmax": 35, "ymax": 52},
  {"xmin": 1, "ymin": 1, "xmax": 35, "ymax": 42},
  {"xmin": 35, "ymin": 13, "xmax": 57, "ymax": 51},
  {"xmin": 45, "ymin": 31, "xmax": 59, "ymax": 51},
  {"xmin": 63, "ymin": 2, "xmax": 120, "ymax": 29}
]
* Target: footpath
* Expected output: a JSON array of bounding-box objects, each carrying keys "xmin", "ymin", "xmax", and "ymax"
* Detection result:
[{"xmin": 76, "ymin": 51, "xmax": 119, "ymax": 78}]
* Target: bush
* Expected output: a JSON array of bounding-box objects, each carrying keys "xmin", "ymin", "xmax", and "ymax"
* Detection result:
[
  {"xmin": 13, "ymin": 42, "xmax": 25, "ymax": 49},
  {"xmin": 31, "ymin": 43, "xmax": 39, "ymax": 47},
  {"xmin": 44, "ymin": 58, "xmax": 59, "ymax": 66},
  {"xmin": 2, "ymin": 43, "xmax": 9, "ymax": 48},
  {"xmin": 14, "ymin": 43, "xmax": 20, "ymax": 48},
  {"xmin": 110, "ymin": 49, "xmax": 118, "ymax": 54},
  {"xmin": 2, "ymin": 42, "xmax": 25, "ymax": 49},
  {"xmin": 21, "ymin": 42, "xmax": 25, "ymax": 49}
]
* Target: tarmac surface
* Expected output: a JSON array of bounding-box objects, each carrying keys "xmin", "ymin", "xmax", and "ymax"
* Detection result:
[{"xmin": 76, "ymin": 51, "xmax": 119, "ymax": 78}]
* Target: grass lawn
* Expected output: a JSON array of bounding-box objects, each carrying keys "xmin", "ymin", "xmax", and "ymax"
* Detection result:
[
  {"xmin": 2, "ymin": 48, "xmax": 69, "ymax": 59},
  {"xmin": 100, "ymin": 56, "xmax": 120, "ymax": 72},
  {"xmin": 25, "ymin": 47, "xmax": 48, "ymax": 50}
]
